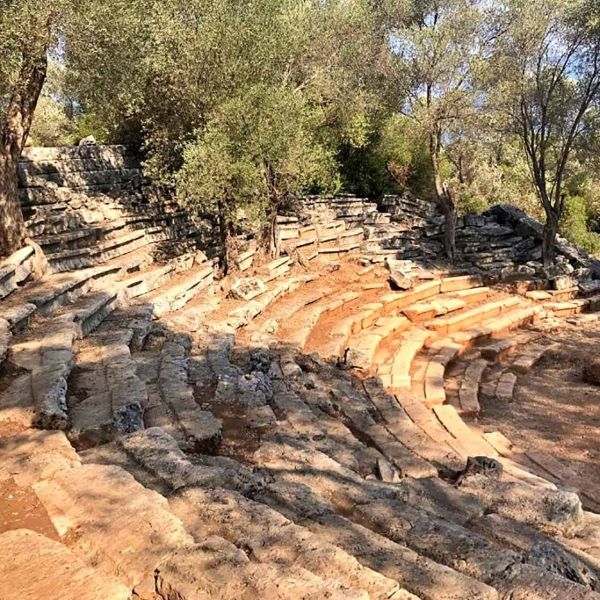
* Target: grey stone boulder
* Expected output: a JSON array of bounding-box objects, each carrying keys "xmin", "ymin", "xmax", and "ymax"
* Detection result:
[
  {"xmin": 229, "ymin": 277, "xmax": 267, "ymax": 301},
  {"xmin": 527, "ymin": 541, "xmax": 600, "ymax": 591},
  {"xmin": 78, "ymin": 135, "xmax": 97, "ymax": 146}
]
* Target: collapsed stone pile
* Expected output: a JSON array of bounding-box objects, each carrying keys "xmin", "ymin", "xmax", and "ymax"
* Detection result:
[
  {"xmin": 363, "ymin": 195, "xmax": 600, "ymax": 285},
  {"xmin": 2, "ymin": 145, "xmax": 600, "ymax": 599}
]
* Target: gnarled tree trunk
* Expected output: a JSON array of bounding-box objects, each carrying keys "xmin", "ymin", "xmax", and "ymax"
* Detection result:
[
  {"xmin": 430, "ymin": 135, "xmax": 457, "ymax": 262},
  {"xmin": 542, "ymin": 208, "xmax": 559, "ymax": 268},
  {"xmin": 440, "ymin": 200, "xmax": 458, "ymax": 261},
  {"xmin": 0, "ymin": 44, "xmax": 48, "ymax": 258},
  {"xmin": 217, "ymin": 199, "xmax": 237, "ymax": 275},
  {"xmin": 264, "ymin": 198, "xmax": 280, "ymax": 259}
]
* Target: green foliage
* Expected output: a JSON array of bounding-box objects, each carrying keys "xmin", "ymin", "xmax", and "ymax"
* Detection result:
[
  {"xmin": 561, "ymin": 194, "xmax": 600, "ymax": 255},
  {"xmin": 6, "ymin": 0, "xmax": 600, "ymax": 258},
  {"xmin": 177, "ymin": 85, "xmax": 338, "ymax": 236},
  {"xmin": 28, "ymin": 96, "xmax": 75, "ymax": 147}
]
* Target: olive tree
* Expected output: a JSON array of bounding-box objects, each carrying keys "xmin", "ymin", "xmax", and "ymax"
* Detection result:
[
  {"xmin": 177, "ymin": 85, "xmax": 337, "ymax": 272},
  {"xmin": 492, "ymin": 0, "xmax": 600, "ymax": 266},
  {"xmin": 388, "ymin": 0, "xmax": 486, "ymax": 260},
  {"xmin": 0, "ymin": 1, "xmax": 62, "ymax": 256}
]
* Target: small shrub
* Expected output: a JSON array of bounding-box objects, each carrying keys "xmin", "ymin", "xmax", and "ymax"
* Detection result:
[{"xmin": 561, "ymin": 195, "xmax": 600, "ymax": 256}]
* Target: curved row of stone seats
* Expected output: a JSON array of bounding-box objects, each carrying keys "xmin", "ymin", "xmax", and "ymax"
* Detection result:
[
  {"xmin": 86, "ymin": 384, "xmax": 576, "ymax": 597},
  {"xmin": 63, "ymin": 257, "xmax": 320, "ymax": 453},
  {"xmin": 283, "ymin": 219, "xmax": 366, "ymax": 263},
  {"xmin": 18, "ymin": 145, "xmax": 140, "ymax": 203},
  {"xmin": 236, "ymin": 268, "xmax": 368, "ymax": 348},
  {"xmin": 0, "ymin": 245, "xmax": 169, "ymax": 339},
  {"xmin": 252, "ymin": 358, "xmax": 600, "ymax": 596},
  {"xmin": 1, "ymin": 429, "xmax": 378, "ymax": 600},
  {"xmin": 23, "ymin": 189, "xmax": 183, "ymax": 233},
  {"xmin": 300, "ymin": 276, "xmax": 487, "ymax": 369},
  {"xmin": 17, "ymin": 144, "xmax": 213, "ymax": 275},
  {"xmin": 276, "ymin": 265, "xmax": 600, "ymax": 505},
  {"xmin": 0, "ymin": 246, "xmax": 217, "ymax": 432},
  {"xmin": 301, "ymin": 194, "xmax": 382, "ymax": 228},
  {"xmin": 435, "ymin": 324, "xmax": 600, "ymax": 515},
  {"xmin": 365, "ymin": 195, "xmax": 446, "ymax": 262},
  {"xmin": 231, "ymin": 259, "xmax": 599, "ymax": 597},
  {"xmin": 4, "ymin": 253, "xmax": 600, "ymax": 598},
  {"xmin": 0, "ymin": 245, "xmax": 40, "ymax": 300},
  {"xmin": 34, "ymin": 209, "xmax": 189, "ymax": 253},
  {"xmin": 359, "ymin": 284, "xmax": 600, "ymax": 514},
  {"xmin": 244, "ymin": 270, "xmax": 561, "ymax": 489},
  {"xmin": 19, "ymin": 165, "xmax": 140, "ymax": 190}
]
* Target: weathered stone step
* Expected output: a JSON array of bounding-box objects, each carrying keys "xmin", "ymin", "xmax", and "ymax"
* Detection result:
[
  {"xmin": 363, "ymin": 378, "xmax": 462, "ymax": 471},
  {"xmin": 20, "ymin": 144, "xmax": 132, "ymax": 163},
  {"xmin": 19, "ymin": 166, "xmax": 141, "ymax": 189},
  {"xmin": 29, "ymin": 459, "xmax": 188, "ymax": 591},
  {"xmin": 154, "ymin": 539, "xmax": 371, "ymax": 600},
  {"xmin": 260, "ymin": 426, "xmax": 575, "ymax": 576},
  {"xmin": 282, "ymin": 289, "xmax": 359, "ymax": 350},
  {"xmin": 452, "ymin": 305, "xmax": 544, "ymax": 348},
  {"xmin": 492, "ymin": 562, "xmax": 600, "ymax": 599},
  {"xmin": 170, "ymin": 487, "xmax": 405, "ymax": 599},
  {"xmin": 376, "ymin": 281, "xmax": 442, "ymax": 316},
  {"xmin": 254, "ymin": 437, "xmax": 498, "ymax": 600},
  {"xmin": 432, "ymin": 404, "xmax": 568, "ymax": 490},
  {"xmin": 19, "ymin": 153, "xmax": 138, "ymax": 176},
  {"xmin": 0, "ymin": 245, "xmax": 37, "ymax": 300},
  {"xmin": 120, "ymin": 263, "xmax": 177, "ymax": 299},
  {"xmin": 383, "ymin": 327, "xmax": 432, "ymax": 390},
  {"xmin": 484, "ymin": 431, "xmax": 600, "ymax": 514},
  {"xmin": 0, "ymin": 299, "xmax": 37, "ymax": 333},
  {"xmin": 282, "ymin": 376, "xmax": 391, "ymax": 477},
  {"xmin": 0, "ymin": 263, "xmax": 129, "ymax": 337},
  {"xmin": 46, "ymin": 228, "xmax": 148, "ymax": 271},
  {"xmin": 274, "ymin": 354, "xmax": 435, "ymax": 480},
  {"xmin": 0, "ymin": 529, "xmax": 130, "ymax": 600},
  {"xmin": 32, "ymin": 460, "xmax": 363, "ymax": 600},
  {"xmin": 351, "ymin": 498, "xmax": 521, "ymax": 585},
  {"xmin": 155, "ymin": 340, "xmax": 222, "ymax": 452},
  {"xmin": 425, "ymin": 296, "xmax": 523, "ymax": 336},
  {"xmin": 226, "ymin": 276, "xmax": 311, "ymax": 331},
  {"xmin": 19, "ymin": 181, "xmax": 134, "ymax": 206},
  {"xmin": 142, "ymin": 263, "xmax": 214, "ymax": 317},
  {"xmin": 101, "ymin": 428, "xmax": 387, "ymax": 597},
  {"xmin": 510, "ymin": 341, "xmax": 558, "ymax": 373},
  {"xmin": 327, "ymin": 379, "xmax": 437, "ymax": 479},
  {"xmin": 69, "ymin": 324, "xmax": 148, "ymax": 448},
  {"xmin": 35, "ymin": 210, "xmax": 190, "ymax": 253},
  {"xmin": 458, "ymin": 358, "xmax": 489, "ymax": 416},
  {"xmin": 0, "ymin": 287, "xmax": 125, "ymax": 431},
  {"xmin": 347, "ymin": 315, "xmax": 411, "ymax": 371}
]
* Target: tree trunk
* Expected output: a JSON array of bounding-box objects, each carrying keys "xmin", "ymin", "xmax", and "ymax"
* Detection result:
[
  {"xmin": 267, "ymin": 201, "xmax": 280, "ymax": 259},
  {"xmin": 430, "ymin": 136, "xmax": 457, "ymax": 262},
  {"xmin": 441, "ymin": 202, "xmax": 457, "ymax": 262},
  {"xmin": 217, "ymin": 200, "xmax": 237, "ymax": 275},
  {"xmin": 0, "ymin": 154, "xmax": 26, "ymax": 257},
  {"xmin": 542, "ymin": 208, "xmax": 559, "ymax": 268},
  {"xmin": 0, "ymin": 43, "xmax": 48, "ymax": 258}
]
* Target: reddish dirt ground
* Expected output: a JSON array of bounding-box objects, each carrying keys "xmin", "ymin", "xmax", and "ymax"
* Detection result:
[
  {"xmin": 0, "ymin": 477, "xmax": 59, "ymax": 540},
  {"xmin": 479, "ymin": 320, "xmax": 600, "ymax": 487}
]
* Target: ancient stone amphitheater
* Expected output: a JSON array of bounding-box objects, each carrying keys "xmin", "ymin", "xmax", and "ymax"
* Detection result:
[{"xmin": 2, "ymin": 145, "xmax": 600, "ymax": 599}]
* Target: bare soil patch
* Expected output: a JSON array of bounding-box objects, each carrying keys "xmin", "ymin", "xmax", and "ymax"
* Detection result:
[
  {"xmin": 479, "ymin": 321, "xmax": 600, "ymax": 488},
  {"xmin": 0, "ymin": 477, "xmax": 59, "ymax": 540}
]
